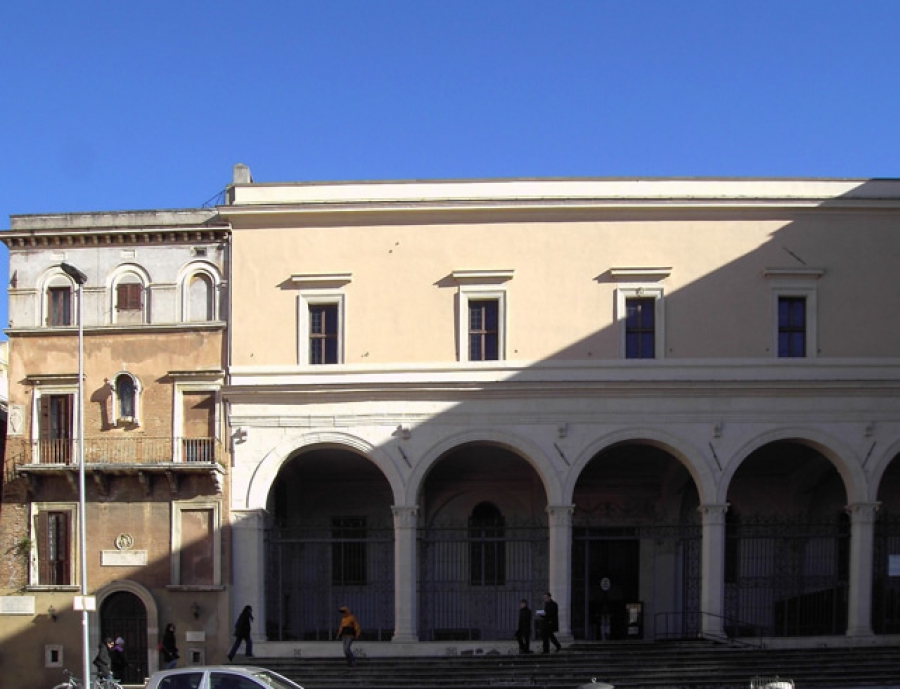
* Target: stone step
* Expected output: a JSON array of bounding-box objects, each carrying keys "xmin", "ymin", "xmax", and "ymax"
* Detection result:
[{"xmin": 253, "ymin": 644, "xmax": 900, "ymax": 689}]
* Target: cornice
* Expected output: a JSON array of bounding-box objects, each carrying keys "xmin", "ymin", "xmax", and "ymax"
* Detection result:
[{"xmin": 1, "ymin": 226, "xmax": 230, "ymax": 249}]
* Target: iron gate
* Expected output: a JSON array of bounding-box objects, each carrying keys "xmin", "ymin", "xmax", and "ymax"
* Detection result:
[
  {"xmin": 724, "ymin": 517, "xmax": 849, "ymax": 636},
  {"xmin": 99, "ymin": 591, "xmax": 148, "ymax": 684},
  {"xmin": 873, "ymin": 514, "xmax": 900, "ymax": 634},
  {"xmin": 418, "ymin": 522, "xmax": 547, "ymax": 641},
  {"xmin": 265, "ymin": 522, "xmax": 395, "ymax": 641},
  {"xmin": 572, "ymin": 524, "xmax": 701, "ymax": 640}
]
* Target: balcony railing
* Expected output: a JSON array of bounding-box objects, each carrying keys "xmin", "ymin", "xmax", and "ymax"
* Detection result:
[{"xmin": 24, "ymin": 437, "xmax": 223, "ymax": 466}]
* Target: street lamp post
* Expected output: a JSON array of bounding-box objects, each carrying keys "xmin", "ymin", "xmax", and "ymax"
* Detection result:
[{"xmin": 60, "ymin": 262, "xmax": 90, "ymax": 686}]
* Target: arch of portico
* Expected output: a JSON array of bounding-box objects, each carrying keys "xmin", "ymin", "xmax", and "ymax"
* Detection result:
[{"xmin": 720, "ymin": 428, "xmax": 875, "ymax": 638}]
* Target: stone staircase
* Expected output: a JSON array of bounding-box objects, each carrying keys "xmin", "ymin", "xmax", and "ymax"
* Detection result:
[{"xmin": 258, "ymin": 642, "xmax": 900, "ymax": 689}]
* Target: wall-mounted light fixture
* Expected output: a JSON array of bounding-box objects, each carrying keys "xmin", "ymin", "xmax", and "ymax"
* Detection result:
[
  {"xmin": 191, "ymin": 601, "xmax": 200, "ymax": 619},
  {"xmin": 48, "ymin": 605, "xmax": 57, "ymax": 622}
]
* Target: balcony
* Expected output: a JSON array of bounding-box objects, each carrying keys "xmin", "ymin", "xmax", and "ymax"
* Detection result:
[{"xmin": 13, "ymin": 436, "xmax": 226, "ymax": 496}]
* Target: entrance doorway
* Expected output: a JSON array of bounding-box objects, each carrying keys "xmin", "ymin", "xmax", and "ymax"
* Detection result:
[
  {"xmin": 99, "ymin": 591, "xmax": 148, "ymax": 684},
  {"xmin": 572, "ymin": 535, "xmax": 639, "ymax": 640}
]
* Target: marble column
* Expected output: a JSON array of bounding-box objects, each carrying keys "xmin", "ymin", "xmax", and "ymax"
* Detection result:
[
  {"xmin": 391, "ymin": 505, "xmax": 419, "ymax": 643},
  {"xmin": 231, "ymin": 509, "xmax": 268, "ymax": 642},
  {"xmin": 698, "ymin": 503, "xmax": 729, "ymax": 638},
  {"xmin": 846, "ymin": 502, "xmax": 879, "ymax": 637},
  {"xmin": 546, "ymin": 504, "xmax": 575, "ymax": 640}
]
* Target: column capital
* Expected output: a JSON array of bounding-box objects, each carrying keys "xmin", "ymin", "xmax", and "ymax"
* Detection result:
[
  {"xmin": 231, "ymin": 508, "xmax": 268, "ymax": 530},
  {"xmin": 846, "ymin": 502, "xmax": 881, "ymax": 523},
  {"xmin": 391, "ymin": 505, "xmax": 419, "ymax": 528},
  {"xmin": 697, "ymin": 503, "xmax": 730, "ymax": 524},
  {"xmin": 546, "ymin": 504, "xmax": 576, "ymax": 527}
]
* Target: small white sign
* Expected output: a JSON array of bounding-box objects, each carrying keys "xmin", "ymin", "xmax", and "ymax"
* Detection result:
[
  {"xmin": 185, "ymin": 631, "xmax": 205, "ymax": 642},
  {"xmin": 0, "ymin": 596, "xmax": 35, "ymax": 615},
  {"xmin": 101, "ymin": 550, "xmax": 148, "ymax": 566},
  {"xmin": 73, "ymin": 596, "xmax": 96, "ymax": 611},
  {"xmin": 889, "ymin": 554, "xmax": 900, "ymax": 577}
]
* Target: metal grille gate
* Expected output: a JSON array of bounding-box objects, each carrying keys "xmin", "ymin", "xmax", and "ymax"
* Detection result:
[
  {"xmin": 873, "ymin": 514, "xmax": 900, "ymax": 634},
  {"xmin": 418, "ymin": 523, "xmax": 548, "ymax": 641},
  {"xmin": 265, "ymin": 523, "xmax": 395, "ymax": 641},
  {"xmin": 724, "ymin": 517, "xmax": 849, "ymax": 636}
]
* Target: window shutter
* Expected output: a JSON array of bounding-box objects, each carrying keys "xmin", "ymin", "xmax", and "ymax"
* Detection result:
[{"xmin": 116, "ymin": 283, "xmax": 143, "ymax": 311}]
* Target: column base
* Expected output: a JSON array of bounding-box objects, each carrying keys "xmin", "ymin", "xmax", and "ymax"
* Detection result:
[{"xmin": 391, "ymin": 633, "xmax": 420, "ymax": 643}]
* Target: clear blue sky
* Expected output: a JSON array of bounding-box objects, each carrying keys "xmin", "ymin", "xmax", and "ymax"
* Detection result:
[{"xmin": 2, "ymin": 1, "xmax": 898, "ymax": 336}]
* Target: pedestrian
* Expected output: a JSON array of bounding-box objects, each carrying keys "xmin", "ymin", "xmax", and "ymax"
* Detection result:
[
  {"xmin": 541, "ymin": 592, "xmax": 562, "ymax": 654},
  {"xmin": 516, "ymin": 598, "xmax": 533, "ymax": 654},
  {"xmin": 111, "ymin": 636, "xmax": 128, "ymax": 679},
  {"xmin": 336, "ymin": 606, "xmax": 361, "ymax": 666},
  {"xmin": 94, "ymin": 637, "xmax": 114, "ymax": 679},
  {"xmin": 161, "ymin": 623, "xmax": 179, "ymax": 669},
  {"xmin": 228, "ymin": 605, "xmax": 254, "ymax": 661}
]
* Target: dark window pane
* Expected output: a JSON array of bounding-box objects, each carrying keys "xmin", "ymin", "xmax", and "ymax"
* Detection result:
[
  {"xmin": 309, "ymin": 304, "xmax": 339, "ymax": 364},
  {"xmin": 116, "ymin": 376, "xmax": 136, "ymax": 418},
  {"xmin": 625, "ymin": 297, "xmax": 655, "ymax": 359},
  {"xmin": 468, "ymin": 300, "xmax": 499, "ymax": 361},
  {"xmin": 48, "ymin": 286, "xmax": 72, "ymax": 326},
  {"xmin": 778, "ymin": 297, "xmax": 806, "ymax": 358},
  {"xmin": 469, "ymin": 502, "xmax": 505, "ymax": 586}
]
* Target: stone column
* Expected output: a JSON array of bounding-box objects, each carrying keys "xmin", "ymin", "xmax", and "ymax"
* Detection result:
[
  {"xmin": 846, "ymin": 502, "xmax": 879, "ymax": 637},
  {"xmin": 546, "ymin": 504, "xmax": 575, "ymax": 640},
  {"xmin": 698, "ymin": 503, "xmax": 729, "ymax": 638},
  {"xmin": 392, "ymin": 505, "xmax": 419, "ymax": 643},
  {"xmin": 231, "ymin": 509, "xmax": 268, "ymax": 642}
]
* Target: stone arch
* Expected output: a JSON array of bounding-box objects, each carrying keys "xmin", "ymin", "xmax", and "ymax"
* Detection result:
[
  {"xmin": 406, "ymin": 428, "xmax": 559, "ymax": 506},
  {"xmin": 94, "ymin": 579, "xmax": 157, "ymax": 682},
  {"xmin": 869, "ymin": 435, "xmax": 900, "ymax": 503},
  {"xmin": 244, "ymin": 430, "xmax": 404, "ymax": 511},
  {"xmin": 719, "ymin": 427, "xmax": 866, "ymax": 504},
  {"xmin": 565, "ymin": 427, "xmax": 714, "ymax": 504}
]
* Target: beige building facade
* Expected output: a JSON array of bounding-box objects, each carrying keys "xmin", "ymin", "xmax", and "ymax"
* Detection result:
[{"xmin": 221, "ymin": 171, "xmax": 900, "ymax": 654}]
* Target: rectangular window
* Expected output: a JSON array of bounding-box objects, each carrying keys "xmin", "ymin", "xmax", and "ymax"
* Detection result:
[
  {"xmin": 171, "ymin": 500, "xmax": 222, "ymax": 586},
  {"xmin": 778, "ymin": 296, "xmax": 806, "ymax": 358},
  {"xmin": 39, "ymin": 394, "xmax": 73, "ymax": 464},
  {"xmin": 34, "ymin": 507, "xmax": 74, "ymax": 586},
  {"xmin": 332, "ymin": 516, "xmax": 367, "ymax": 585},
  {"xmin": 625, "ymin": 297, "xmax": 656, "ymax": 359},
  {"xmin": 182, "ymin": 392, "xmax": 216, "ymax": 463},
  {"xmin": 468, "ymin": 299, "xmax": 499, "ymax": 361},
  {"xmin": 116, "ymin": 283, "xmax": 143, "ymax": 311},
  {"xmin": 179, "ymin": 508, "xmax": 215, "ymax": 586},
  {"xmin": 48, "ymin": 287, "xmax": 72, "ymax": 326},
  {"xmin": 309, "ymin": 304, "xmax": 339, "ymax": 365}
]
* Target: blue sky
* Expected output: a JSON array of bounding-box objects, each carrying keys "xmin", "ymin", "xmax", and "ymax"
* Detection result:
[{"xmin": 1, "ymin": 1, "xmax": 899, "ymax": 337}]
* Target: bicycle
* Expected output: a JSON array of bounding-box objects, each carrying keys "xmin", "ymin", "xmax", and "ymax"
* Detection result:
[{"xmin": 52, "ymin": 668, "xmax": 124, "ymax": 689}]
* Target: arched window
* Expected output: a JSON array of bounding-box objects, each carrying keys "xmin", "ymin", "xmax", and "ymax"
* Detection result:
[
  {"xmin": 469, "ymin": 502, "xmax": 506, "ymax": 586},
  {"xmin": 187, "ymin": 273, "xmax": 214, "ymax": 322},
  {"xmin": 44, "ymin": 275, "xmax": 75, "ymax": 327},
  {"xmin": 111, "ymin": 270, "xmax": 147, "ymax": 325},
  {"xmin": 112, "ymin": 372, "xmax": 141, "ymax": 426}
]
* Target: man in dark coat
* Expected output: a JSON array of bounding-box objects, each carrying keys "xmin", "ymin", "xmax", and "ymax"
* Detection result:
[
  {"xmin": 516, "ymin": 598, "xmax": 533, "ymax": 654},
  {"xmin": 94, "ymin": 637, "xmax": 114, "ymax": 678},
  {"xmin": 541, "ymin": 592, "xmax": 562, "ymax": 653}
]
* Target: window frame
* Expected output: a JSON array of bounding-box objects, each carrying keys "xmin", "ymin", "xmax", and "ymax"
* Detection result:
[
  {"xmin": 615, "ymin": 285, "xmax": 665, "ymax": 360},
  {"xmin": 29, "ymin": 502, "xmax": 80, "ymax": 590},
  {"xmin": 452, "ymin": 270, "xmax": 513, "ymax": 363},
  {"xmin": 291, "ymin": 273, "xmax": 352, "ymax": 366},
  {"xmin": 178, "ymin": 262, "xmax": 224, "ymax": 323},
  {"xmin": 171, "ymin": 375, "xmax": 222, "ymax": 464},
  {"xmin": 170, "ymin": 500, "xmax": 222, "ymax": 587},
  {"xmin": 108, "ymin": 265, "xmax": 151, "ymax": 325},
  {"xmin": 31, "ymin": 382, "xmax": 80, "ymax": 465},
  {"xmin": 111, "ymin": 371, "xmax": 142, "ymax": 426},
  {"xmin": 765, "ymin": 268, "xmax": 823, "ymax": 359}
]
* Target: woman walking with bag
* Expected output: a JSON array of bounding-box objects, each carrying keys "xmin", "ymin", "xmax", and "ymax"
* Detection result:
[{"xmin": 228, "ymin": 605, "xmax": 254, "ymax": 661}]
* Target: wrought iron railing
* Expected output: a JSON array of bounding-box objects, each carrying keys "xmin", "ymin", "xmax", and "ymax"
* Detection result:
[{"xmin": 20, "ymin": 437, "xmax": 223, "ymax": 466}]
